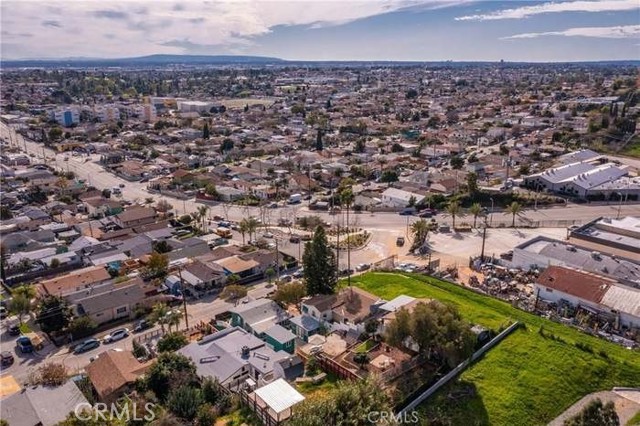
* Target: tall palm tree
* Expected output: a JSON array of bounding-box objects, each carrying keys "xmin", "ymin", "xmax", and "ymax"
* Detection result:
[
  {"xmin": 150, "ymin": 303, "xmax": 169, "ymax": 334},
  {"xmin": 197, "ymin": 205, "xmax": 209, "ymax": 232},
  {"xmin": 445, "ymin": 201, "xmax": 464, "ymax": 229},
  {"xmin": 469, "ymin": 202, "xmax": 483, "ymax": 228},
  {"xmin": 245, "ymin": 217, "xmax": 259, "ymax": 241},
  {"xmin": 239, "ymin": 219, "xmax": 249, "ymax": 245},
  {"xmin": 505, "ymin": 201, "xmax": 524, "ymax": 227},
  {"xmin": 166, "ymin": 310, "xmax": 182, "ymax": 332}
]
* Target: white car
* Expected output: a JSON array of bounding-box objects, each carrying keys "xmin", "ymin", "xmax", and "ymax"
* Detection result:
[{"xmin": 103, "ymin": 328, "xmax": 130, "ymax": 343}]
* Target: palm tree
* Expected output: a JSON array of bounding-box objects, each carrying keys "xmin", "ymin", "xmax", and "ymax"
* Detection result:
[
  {"xmin": 166, "ymin": 310, "xmax": 182, "ymax": 332},
  {"xmin": 505, "ymin": 201, "xmax": 524, "ymax": 227},
  {"xmin": 410, "ymin": 219, "xmax": 430, "ymax": 251},
  {"xmin": 245, "ymin": 217, "xmax": 259, "ymax": 241},
  {"xmin": 469, "ymin": 202, "xmax": 483, "ymax": 228},
  {"xmin": 197, "ymin": 205, "xmax": 209, "ymax": 232},
  {"xmin": 150, "ymin": 303, "xmax": 169, "ymax": 333},
  {"xmin": 239, "ymin": 219, "xmax": 249, "ymax": 245},
  {"xmin": 445, "ymin": 201, "xmax": 464, "ymax": 229}
]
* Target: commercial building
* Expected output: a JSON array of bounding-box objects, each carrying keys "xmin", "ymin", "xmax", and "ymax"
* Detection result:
[
  {"xmin": 511, "ymin": 236, "xmax": 640, "ymax": 288},
  {"xmin": 569, "ymin": 217, "xmax": 640, "ymax": 262},
  {"xmin": 177, "ymin": 100, "xmax": 213, "ymax": 113},
  {"xmin": 50, "ymin": 108, "xmax": 79, "ymax": 127}
]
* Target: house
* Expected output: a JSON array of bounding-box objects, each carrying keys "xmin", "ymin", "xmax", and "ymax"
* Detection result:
[
  {"xmin": 38, "ymin": 265, "xmax": 111, "ymax": 296},
  {"xmin": 535, "ymin": 266, "xmax": 640, "ymax": 328},
  {"xmin": 179, "ymin": 326, "xmax": 293, "ymax": 390},
  {"xmin": 263, "ymin": 324, "xmax": 296, "ymax": 354},
  {"xmin": 112, "ymin": 207, "xmax": 157, "ymax": 229},
  {"xmin": 182, "ymin": 260, "xmax": 226, "ymax": 290},
  {"xmin": 230, "ymin": 299, "xmax": 290, "ymax": 336},
  {"xmin": 86, "ymin": 350, "xmax": 153, "ymax": 403},
  {"xmin": 381, "ymin": 187, "xmax": 426, "ymax": 208},
  {"xmin": 299, "ymin": 288, "xmax": 382, "ymax": 332},
  {"xmin": 72, "ymin": 281, "xmax": 146, "ymax": 325},
  {"xmin": 0, "ymin": 381, "xmax": 89, "ymax": 426},
  {"xmin": 289, "ymin": 314, "xmax": 321, "ymax": 342}
]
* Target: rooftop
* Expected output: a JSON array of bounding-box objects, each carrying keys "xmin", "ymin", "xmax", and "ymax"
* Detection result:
[{"xmin": 536, "ymin": 266, "xmax": 615, "ymax": 304}]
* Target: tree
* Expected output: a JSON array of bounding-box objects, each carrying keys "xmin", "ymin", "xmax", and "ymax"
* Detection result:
[
  {"xmin": 168, "ymin": 386, "xmax": 202, "ymax": 421},
  {"xmin": 202, "ymin": 122, "xmax": 210, "ymax": 139},
  {"xmin": 407, "ymin": 195, "xmax": 417, "ymax": 208},
  {"xmin": 0, "ymin": 206, "xmax": 12, "ymax": 220},
  {"xmin": 265, "ymin": 267, "xmax": 275, "ymax": 284},
  {"xmin": 179, "ymin": 214, "xmax": 193, "ymax": 225},
  {"xmin": 48, "ymin": 127, "xmax": 63, "ymax": 141},
  {"xmin": 156, "ymin": 199, "xmax": 173, "ymax": 216},
  {"xmin": 240, "ymin": 217, "xmax": 259, "ymax": 241},
  {"xmin": 384, "ymin": 307, "xmax": 411, "ymax": 348},
  {"xmin": 36, "ymin": 295, "xmax": 70, "ymax": 333},
  {"xmin": 38, "ymin": 362, "xmax": 67, "ymax": 386},
  {"xmin": 67, "ymin": 316, "xmax": 98, "ymax": 339},
  {"xmin": 379, "ymin": 170, "xmax": 399, "ymax": 183},
  {"xmin": 410, "ymin": 219, "xmax": 431, "ymax": 252},
  {"xmin": 157, "ymin": 332, "xmax": 189, "ymax": 352},
  {"xmin": 146, "ymin": 353, "xmax": 198, "ymax": 401},
  {"xmin": 450, "ymin": 156, "xmax": 464, "ymax": 170},
  {"xmin": 354, "ymin": 138, "xmax": 366, "ymax": 153},
  {"xmin": 10, "ymin": 294, "xmax": 31, "ymax": 325},
  {"xmin": 197, "ymin": 205, "xmax": 209, "ymax": 232},
  {"xmin": 303, "ymin": 226, "xmax": 337, "ymax": 295},
  {"xmin": 315, "ymin": 128, "xmax": 323, "ymax": 151},
  {"xmin": 144, "ymin": 252, "xmax": 169, "ymax": 279},
  {"xmin": 469, "ymin": 202, "xmax": 483, "ymax": 228},
  {"xmin": 153, "ymin": 240, "xmax": 172, "ymax": 254},
  {"xmin": 196, "ymin": 404, "xmax": 217, "ymax": 426},
  {"xmin": 406, "ymin": 88, "xmax": 418, "ymax": 99},
  {"xmin": 466, "ymin": 171, "xmax": 479, "ymax": 195},
  {"xmin": 288, "ymin": 376, "xmax": 392, "ymax": 426},
  {"xmin": 505, "ymin": 201, "xmax": 524, "ymax": 227},
  {"xmin": 165, "ymin": 310, "xmax": 182, "ymax": 333},
  {"xmin": 391, "ymin": 143, "xmax": 404, "ymax": 153},
  {"xmin": 220, "ymin": 138, "xmax": 234, "ymax": 153},
  {"xmin": 220, "ymin": 284, "xmax": 247, "ymax": 300},
  {"xmin": 201, "ymin": 377, "xmax": 224, "ymax": 405},
  {"xmin": 49, "ymin": 258, "xmax": 60, "ymax": 268},
  {"xmin": 273, "ymin": 281, "xmax": 306, "ymax": 306},
  {"xmin": 445, "ymin": 201, "xmax": 464, "ymax": 229},
  {"xmin": 204, "ymin": 183, "xmax": 217, "ymax": 198},
  {"xmin": 150, "ymin": 303, "xmax": 169, "ymax": 333},
  {"xmin": 239, "ymin": 219, "xmax": 249, "ymax": 245},
  {"xmin": 563, "ymin": 398, "xmax": 619, "ymax": 426}
]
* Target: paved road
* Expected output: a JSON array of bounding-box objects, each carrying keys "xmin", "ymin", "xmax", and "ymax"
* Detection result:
[
  {"xmin": 2, "ymin": 122, "xmax": 639, "ymax": 237},
  {"xmin": 0, "ymin": 282, "xmax": 271, "ymax": 385}
]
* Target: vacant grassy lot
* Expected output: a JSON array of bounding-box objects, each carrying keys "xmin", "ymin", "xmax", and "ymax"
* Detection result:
[{"xmin": 351, "ymin": 272, "xmax": 640, "ymax": 426}]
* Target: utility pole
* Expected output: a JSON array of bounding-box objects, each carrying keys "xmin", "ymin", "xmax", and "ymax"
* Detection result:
[
  {"xmin": 480, "ymin": 221, "xmax": 488, "ymax": 263},
  {"xmin": 177, "ymin": 267, "xmax": 189, "ymax": 329},
  {"xmin": 275, "ymin": 238, "xmax": 281, "ymax": 282}
]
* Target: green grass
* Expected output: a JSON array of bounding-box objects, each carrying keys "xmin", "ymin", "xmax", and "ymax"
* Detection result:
[
  {"xmin": 296, "ymin": 371, "xmax": 340, "ymax": 397},
  {"xmin": 621, "ymin": 139, "xmax": 640, "ymax": 158},
  {"xmin": 628, "ymin": 410, "xmax": 640, "ymax": 426},
  {"xmin": 19, "ymin": 323, "xmax": 31, "ymax": 334},
  {"xmin": 354, "ymin": 340, "xmax": 376, "ymax": 353},
  {"xmin": 351, "ymin": 272, "xmax": 640, "ymax": 426}
]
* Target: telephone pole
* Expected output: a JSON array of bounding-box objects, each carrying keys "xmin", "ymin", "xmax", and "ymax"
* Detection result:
[{"xmin": 177, "ymin": 267, "xmax": 189, "ymax": 329}]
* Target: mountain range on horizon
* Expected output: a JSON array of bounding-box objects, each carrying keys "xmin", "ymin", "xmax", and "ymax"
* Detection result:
[{"xmin": 2, "ymin": 54, "xmax": 639, "ymax": 68}]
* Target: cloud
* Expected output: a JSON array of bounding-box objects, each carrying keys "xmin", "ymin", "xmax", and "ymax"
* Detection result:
[
  {"xmin": 456, "ymin": 0, "xmax": 639, "ymax": 21},
  {"xmin": 503, "ymin": 24, "xmax": 640, "ymax": 39},
  {"xmin": 42, "ymin": 20, "xmax": 62, "ymax": 28},
  {"xmin": 92, "ymin": 10, "xmax": 129, "ymax": 20}
]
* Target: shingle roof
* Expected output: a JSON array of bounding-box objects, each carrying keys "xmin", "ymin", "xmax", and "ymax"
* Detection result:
[
  {"xmin": 39, "ymin": 265, "xmax": 111, "ymax": 296},
  {"xmin": 86, "ymin": 350, "xmax": 152, "ymax": 400}
]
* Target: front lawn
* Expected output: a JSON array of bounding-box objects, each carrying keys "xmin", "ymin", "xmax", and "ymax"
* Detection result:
[{"xmin": 351, "ymin": 272, "xmax": 640, "ymax": 426}]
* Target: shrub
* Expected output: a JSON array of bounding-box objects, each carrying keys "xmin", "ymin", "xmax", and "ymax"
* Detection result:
[{"xmin": 38, "ymin": 363, "xmax": 68, "ymax": 386}]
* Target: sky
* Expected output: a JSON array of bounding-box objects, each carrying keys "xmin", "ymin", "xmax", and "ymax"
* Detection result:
[{"xmin": 1, "ymin": 0, "xmax": 639, "ymax": 61}]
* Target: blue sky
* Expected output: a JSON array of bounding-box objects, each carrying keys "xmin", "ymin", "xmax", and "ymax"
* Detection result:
[{"xmin": 1, "ymin": 1, "xmax": 638, "ymax": 61}]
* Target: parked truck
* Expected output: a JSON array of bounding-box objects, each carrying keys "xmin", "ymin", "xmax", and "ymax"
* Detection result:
[{"xmin": 288, "ymin": 193, "xmax": 302, "ymax": 204}]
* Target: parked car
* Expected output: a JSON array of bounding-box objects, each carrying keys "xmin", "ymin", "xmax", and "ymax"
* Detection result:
[
  {"xmin": 103, "ymin": 328, "xmax": 130, "ymax": 343},
  {"xmin": 1, "ymin": 351, "xmax": 14, "ymax": 367},
  {"xmin": 16, "ymin": 336, "xmax": 33, "ymax": 353},
  {"xmin": 134, "ymin": 320, "xmax": 151, "ymax": 333},
  {"xmin": 279, "ymin": 275, "xmax": 293, "ymax": 283},
  {"xmin": 293, "ymin": 269, "xmax": 304, "ymax": 279},
  {"xmin": 356, "ymin": 263, "xmax": 371, "ymax": 272},
  {"xmin": 8, "ymin": 324, "xmax": 21, "ymax": 336},
  {"xmin": 289, "ymin": 235, "xmax": 301, "ymax": 243},
  {"xmin": 263, "ymin": 232, "xmax": 274, "ymax": 239},
  {"xmin": 0, "ymin": 306, "xmax": 7, "ymax": 319},
  {"xmin": 396, "ymin": 236, "xmax": 405, "ymax": 246},
  {"xmin": 119, "ymin": 183, "xmax": 125, "ymax": 188},
  {"xmin": 74, "ymin": 338, "xmax": 100, "ymax": 354}
]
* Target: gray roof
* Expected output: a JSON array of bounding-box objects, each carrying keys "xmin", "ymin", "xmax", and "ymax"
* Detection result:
[
  {"xmin": 264, "ymin": 324, "xmax": 296, "ymax": 344},
  {"xmin": 0, "ymin": 381, "xmax": 88, "ymax": 426},
  {"xmin": 178, "ymin": 327, "xmax": 290, "ymax": 383},
  {"xmin": 379, "ymin": 295, "xmax": 414, "ymax": 312},
  {"xmin": 289, "ymin": 315, "xmax": 320, "ymax": 332},
  {"xmin": 515, "ymin": 236, "xmax": 640, "ymax": 285},
  {"xmin": 230, "ymin": 299, "xmax": 289, "ymax": 332},
  {"xmin": 75, "ymin": 282, "xmax": 145, "ymax": 315},
  {"xmin": 531, "ymin": 161, "xmax": 596, "ymax": 184}
]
